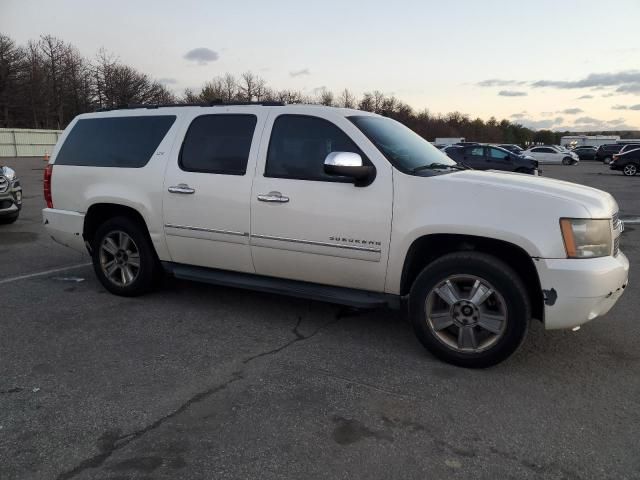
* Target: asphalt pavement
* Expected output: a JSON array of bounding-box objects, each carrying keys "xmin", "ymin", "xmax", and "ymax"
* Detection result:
[{"xmin": 1, "ymin": 157, "xmax": 639, "ymax": 480}]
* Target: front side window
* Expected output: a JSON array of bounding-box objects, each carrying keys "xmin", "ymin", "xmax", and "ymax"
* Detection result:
[
  {"xmin": 265, "ymin": 115, "xmax": 367, "ymax": 181},
  {"xmin": 180, "ymin": 114, "xmax": 257, "ymax": 175},
  {"xmin": 531, "ymin": 147, "xmax": 544, "ymax": 153},
  {"xmin": 348, "ymin": 115, "xmax": 458, "ymax": 175},
  {"xmin": 56, "ymin": 116, "xmax": 176, "ymax": 168},
  {"xmin": 489, "ymin": 147, "xmax": 510, "ymax": 161}
]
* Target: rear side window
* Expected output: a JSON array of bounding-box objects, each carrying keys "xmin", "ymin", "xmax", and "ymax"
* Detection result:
[
  {"xmin": 56, "ymin": 116, "xmax": 175, "ymax": 167},
  {"xmin": 265, "ymin": 115, "xmax": 366, "ymax": 182},
  {"xmin": 180, "ymin": 114, "xmax": 257, "ymax": 175}
]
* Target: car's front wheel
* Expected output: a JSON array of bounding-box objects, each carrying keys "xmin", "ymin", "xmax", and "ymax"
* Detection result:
[
  {"xmin": 91, "ymin": 216, "xmax": 159, "ymax": 296},
  {"xmin": 623, "ymin": 164, "xmax": 638, "ymax": 176},
  {"xmin": 562, "ymin": 157, "xmax": 573, "ymax": 165},
  {"xmin": 409, "ymin": 252, "xmax": 530, "ymax": 368}
]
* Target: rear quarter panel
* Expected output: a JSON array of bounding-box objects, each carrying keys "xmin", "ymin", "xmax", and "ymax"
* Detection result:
[{"xmin": 49, "ymin": 111, "xmax": 185, "ymax": 261}]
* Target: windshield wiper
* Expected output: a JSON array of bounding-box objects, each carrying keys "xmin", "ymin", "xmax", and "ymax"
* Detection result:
[{"xmin": 412, "ymin": 163, "xmax": 468, "ymax": 173}]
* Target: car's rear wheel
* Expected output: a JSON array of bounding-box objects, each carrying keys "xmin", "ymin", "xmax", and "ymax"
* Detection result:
[
  {"xmin": 409, "ymin": 252, "xmax": 530, "ymax": 368},
  {"xmin": 623, "ymin": 164, "xmax": 638, "ymax": 176},
  {"xmin": 91, "ymin": 216, "xmax": 159, "ymax": 296},
  {"xmin": 603, "ymin": 156, "xmax": 612, "ymax": 164}
]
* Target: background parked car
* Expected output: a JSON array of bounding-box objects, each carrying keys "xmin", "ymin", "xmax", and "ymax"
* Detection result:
[
  {"xmin": 497, "ymin": 144, "xmax": 525, "ymax": 154},
  {"xmin": 0, "ymin": 165, "xmax": 22, "ymax": 224},
  {"xmin": 619, "ymin": 143, "xmax": 640, "ymax": 154},
  {"xmin": 445, "ymin": 144, "xmax": 539, "ymax": 174},
  {"xmin": 522, "ymin": 146, "xmax": 579, "ymax": 165},
  {"xmin": 572, "ymin": 146, "xmax": 597, "ymax": 160},
  {"xmin": 610, "ymin": 148, "xmax": 640, "ymax": 176},
  {"xmin": 596, "ymin": 144, "xmax": 624, "ymax": 164}
]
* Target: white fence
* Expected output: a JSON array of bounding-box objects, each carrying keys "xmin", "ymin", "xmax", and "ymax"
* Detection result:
[{"xmin": 0, "ymin": 128, "xmax": 63, "ymax": 157}]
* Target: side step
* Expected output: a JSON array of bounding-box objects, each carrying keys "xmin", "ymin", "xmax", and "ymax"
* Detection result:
[{"xmin": 162, "ymin": 262, "xmax": 400, "ymax": 309}]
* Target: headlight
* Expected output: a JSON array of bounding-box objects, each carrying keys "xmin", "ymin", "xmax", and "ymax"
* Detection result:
[
  {"xmin": 1, "ymin": 166, "xmax": 16, "ymax": 182},
  {"xmin": 560, "ymin": 218, "xmax": 612, "ymax": 258}
]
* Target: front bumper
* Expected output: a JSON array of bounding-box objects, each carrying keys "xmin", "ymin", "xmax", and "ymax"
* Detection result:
[
  {"xmin": 535, "ymin": 253, "xmax": 629, "ymax": 330},
  {"xmin": 0, "ymin": 185, "xmax": 22, "ymax": 216}
]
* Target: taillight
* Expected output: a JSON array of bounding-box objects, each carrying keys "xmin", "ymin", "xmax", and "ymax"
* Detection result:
[
  {"xmin": 611, "ymin": 155, "xmax": 619, "ymax": 164},
  {"xmin": 44, "ymin": 164, "xmax": 53, "ymax": 208}
]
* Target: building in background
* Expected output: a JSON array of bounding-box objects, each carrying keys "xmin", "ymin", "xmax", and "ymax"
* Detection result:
[
  {"xmin": 560, "ymin": 135, "xmax": 620, "ymax": 148},
  {"xmin": 0, "ymin": 128, "xmax": 63, "ymax": 157}
]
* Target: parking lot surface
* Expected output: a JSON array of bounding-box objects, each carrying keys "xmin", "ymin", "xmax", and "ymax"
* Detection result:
[{"xmin": 1, "ymin": 157, "xmax": 639, "ymax": 480}]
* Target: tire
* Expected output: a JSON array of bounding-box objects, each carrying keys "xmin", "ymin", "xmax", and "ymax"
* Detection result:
[
  {"xmin": 623, "ymin": 164, "xmax": 638, "ymax": 176},
  {"xmin": 0, "ymin": 212, "xmax": 19, "ymax": 224},
  {"xmin": 603, "ymin": 156, "xmax": 612, "ymax": 165},
  {"xmin": 409, "ymin": 251, "xmax": 530, "ymax": 368},
  {"xmin": 91, "ymin": 216, "xmax": 159, "ymax": 296},
  {"xmin": 515, "ymin": 168, "xmax": 529, "ymax": 174},
  {"xmin": 562, "ymin": 157, "xmax": 572, "ymax": 165}
]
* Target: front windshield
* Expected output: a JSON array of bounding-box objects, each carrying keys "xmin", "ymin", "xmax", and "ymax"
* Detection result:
[{"xmin": 349, "ymin": 115, "xmax": 458, "ymax": 174}]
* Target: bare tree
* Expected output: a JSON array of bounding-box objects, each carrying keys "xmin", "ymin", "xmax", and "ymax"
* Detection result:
[
  {"xmin": 0, "ymin": 34, "xmax": 25, "ymax": 127},
  {"xmin": 338, "ymin": 88, "xmax": 356, "ymax": 108}
]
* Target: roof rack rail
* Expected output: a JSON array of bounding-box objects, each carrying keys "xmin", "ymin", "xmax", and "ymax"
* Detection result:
[{"xmin": 97, "ymin": 100, "xmax": 285, "ymax": 112}]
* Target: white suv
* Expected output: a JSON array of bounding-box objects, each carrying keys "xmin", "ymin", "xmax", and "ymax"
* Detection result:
[{"xmin": 43, "ymin": 103, "xmax": 628, "ymax": 367}]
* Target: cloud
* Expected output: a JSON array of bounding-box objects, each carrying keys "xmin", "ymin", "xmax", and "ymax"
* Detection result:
[
  {"xmin": 290, "ymin": 68, "xmax": 310, "ymax": 77},
  {"xmin": 574, "ymin": 116, "xmax": 601, "ymax": 124},
  {"xmin": 311, "ymin": 86, "xmax": 327, "ymax": 94},
  {"xmin": 510, "ymin": 111, "xmax": 527, "ymax": 119},
  {"xmin": 498, "ymin": 90, "xmax": 527, "ymax": 97},
  {"xmin": 531, "ymin": 70, "xmax": 640, "ymax": 89},
  {"xmin": 477, "ymin": 79, "xmax": 526, "ymax": 87},
  {"xmin": 616, "ymin": 83, "xmax": 640, "ymax": 94},
  {"xmin": 184, "ymin": 48, "xmax": 219, "ymax": 65},
  {"xmin": 613, "ymin": 104, "xmax": 640, "ymax": 110},
  {"xmin": 157, "ymin": 77, "xmax": 177, "ymax": 85},
  {"xmin": 518, "ymin": 117, "xmax": 564, "ymax": 129},
  {"xmin": 602, "ymin": 93, "xmax": 616, "ymax": 98},
  {"xmin": 577, "ymin": 95, "xmax": 594, "ymax": 99},
  {"xmin": 559, "ymin": 108, "xmax": 583, "ymax": 115}
]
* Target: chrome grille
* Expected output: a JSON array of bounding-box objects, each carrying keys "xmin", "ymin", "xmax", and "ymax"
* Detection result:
[{"xmin": 0, "ymin": 175, "xmax": 8, "ymax": 194}]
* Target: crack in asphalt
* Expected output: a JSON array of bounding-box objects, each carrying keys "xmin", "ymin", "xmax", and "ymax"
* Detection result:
[
  {"xmin": 242, "ymin": 315, "xmax": 339, "ymax": 364},
  {"xmin": 56, "ymin": 314, "xmax": 340, "ymax": 480}
]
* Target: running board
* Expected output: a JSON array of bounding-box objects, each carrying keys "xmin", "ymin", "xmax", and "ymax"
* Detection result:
[{"xmin": 162, "ymin": 262, "xmax": 399, "ymax": 309}]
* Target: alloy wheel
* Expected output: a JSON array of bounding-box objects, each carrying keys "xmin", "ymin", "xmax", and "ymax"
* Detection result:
[
  {"xmin": 99, "ymin": 230, "xmax": 141, "ymax": 286},
  {"xmin": 425, "ymin": 275, "xmax": 508, "ymax": 353},
  {"xmin": 623, "ymin": 164, "xmax": 637, "ymax": 176}
]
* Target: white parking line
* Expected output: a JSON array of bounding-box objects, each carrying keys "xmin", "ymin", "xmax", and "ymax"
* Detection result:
[{"xmin": 0, "ymin": 263, "xmax": 92, "ymax": 285}]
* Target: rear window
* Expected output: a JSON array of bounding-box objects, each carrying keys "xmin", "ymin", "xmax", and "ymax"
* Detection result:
[{"xmin": 56, "ymin": 116, "xmax": 176, "ymax": 167}]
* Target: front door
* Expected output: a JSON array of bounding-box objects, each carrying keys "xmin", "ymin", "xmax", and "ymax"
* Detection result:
[
  {"xmin": 250, "ymin": 112, "xmax": 393, "ymax": 292},
  {"xmin": 162, "ymin": 110, "xmax": 265, "ymax": 272}
]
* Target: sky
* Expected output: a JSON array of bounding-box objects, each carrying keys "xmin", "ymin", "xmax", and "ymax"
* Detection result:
[{"xmin": 2, "ymin": 0, "xmax": 640, "ymax": 131}]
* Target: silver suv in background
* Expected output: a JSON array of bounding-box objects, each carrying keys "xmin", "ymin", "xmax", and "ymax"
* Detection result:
[{"xmin": 0, "ymin": 166, "xmax": 22, "ymax": 224}]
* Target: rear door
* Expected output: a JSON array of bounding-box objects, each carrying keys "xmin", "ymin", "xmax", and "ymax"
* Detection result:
[
  {"xmin": 162, "ymin": 109, "xmax": 265, "ymax": 272},
  {"xmin": 462, "ymin": 146, "xmax": 489, "ymax": 169},
  {"xmin": 249, "ymin": 111, "xmax": 393, "ymax": 292}
]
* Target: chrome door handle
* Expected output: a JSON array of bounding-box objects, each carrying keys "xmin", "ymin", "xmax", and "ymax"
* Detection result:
[
  {"xmin": 168, "ymin": 183, "xmax": 196, "ymax": 194},
  {"xmin": 257, "ymin": 191, "xmax": 289, "ymax": 203}
]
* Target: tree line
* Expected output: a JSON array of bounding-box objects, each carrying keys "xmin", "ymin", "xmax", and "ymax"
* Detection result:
[{"xmin": 0, "ymin": 32, "xmax": 587, "ymax": 144}]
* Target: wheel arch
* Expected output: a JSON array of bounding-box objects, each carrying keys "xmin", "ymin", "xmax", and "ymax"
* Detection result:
[
  {"xmin": 400, "ymin": 233, "xmax": 544, "ymax": 321},
  {"xmin": 83, "ymin": 203, "xmax": 153, "ymax": 251}
]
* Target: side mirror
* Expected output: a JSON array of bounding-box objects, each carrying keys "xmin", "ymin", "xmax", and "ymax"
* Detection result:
[{"xmin": 324, "ymin": 152, "xmax": 375, "ymax": 186}]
